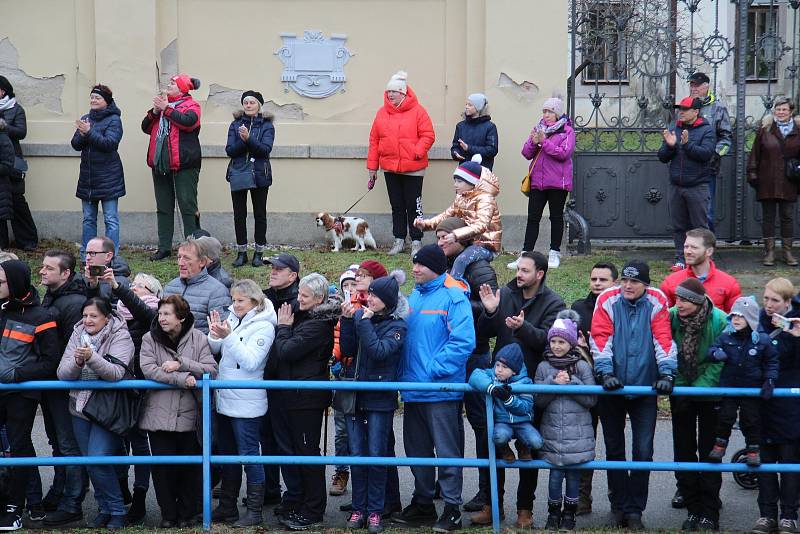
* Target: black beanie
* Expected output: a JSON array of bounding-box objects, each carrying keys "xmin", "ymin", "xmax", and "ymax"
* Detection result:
[
  {"xmin": 241, "ymin": 90, "xmax": 265, "ymax": 106},
  {"xmin": 412, "ymin": 244, "xmax": 448, "ymax": 275},
  {"xmin": 369, "ymin": 276, "xmax": 399, "ymax": 312},
  {"xmin": 0, "ymin": 260, "xmax": 31, "ymax": 300},
  {"xmin": 0, "ymin": 76, "xmax": 14, "ymax": 98},
  {"xmin": 620, "ymin": 260, "xmax": 651, "ymax": 286},
  {"xmin": 90, "ymin": 85, "xmax": 113, "ymax": 105}
]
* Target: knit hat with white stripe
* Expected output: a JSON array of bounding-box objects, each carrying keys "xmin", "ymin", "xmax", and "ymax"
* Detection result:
[{"xmin": 454, "ymin": 154, "xmax": 483, "ymax": 185}]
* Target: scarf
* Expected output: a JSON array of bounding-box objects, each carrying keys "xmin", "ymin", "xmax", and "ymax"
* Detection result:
[
  {"xmin": 677, "ymin": 297, "xmax": 711, "ymax": 383},
  {"xmin": 0, "ymin": 96, "xmax": 16, "ymax": 112},
  {"xmin": 538, "ymin": 116, "xmax": 568, "ymax": 137},
  {"xmin": 544, "ymin": 347, "xmax": 582, "ymax": 376},
  {"xmin": 153, "ymin": 96, "xmax": 185, "ymax": 174},
  {"xmin": 776, "ymin": 118, "xmax": 794, "ymax": 139}
]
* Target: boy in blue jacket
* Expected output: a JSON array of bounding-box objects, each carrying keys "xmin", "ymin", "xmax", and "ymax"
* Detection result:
[
  {"xmin": 707, "ymin": 296, "xmax": 779, "ymax": 466},
  {"xmin": 469, "ymin": 343, "xmax": 543, "ymax": 462}
]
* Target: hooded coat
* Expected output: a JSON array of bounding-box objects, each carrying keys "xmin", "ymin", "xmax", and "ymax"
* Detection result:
[
  {"xmin": 138, "ymin": 313, "xmax": 218, "ymax": 432},
  {"xmin": 521, "ymin": 117, "xmax": 576, "ymax": 192},
  {"xmin": 70, "ymin": 101, "xmax": 126, "ymax": 201},
  {"xmin": 468, "ymin": 363, "xmax": 534, "ymax": 424},
  {"xmin": 451, "ymin": 114, "xmax": 499, "ymax": 170},
  {"xmin": 367, "ymin": 86, "xmax": 435, "ymax": 174},
  {"xmin": 747, "ymin": 115, "xmax": 800, "ymax": 201},
  {"xmin": 534, "ymin": 356, "xmax": 596, "ymax": 466},
  {"xmin": 0, "ymin": 261, "xmax": 60, "ymax": 398},
  {"xmin": 57, "ymin": 313, "xmax": 135, "ymax": 418},
  {"xmin": 0, "ymin": 121, "xmax": 15, "ymax": 220},
  {"xmin": 225, "ymin": 110, "xmax": 275, "ymax": 189},
  {"xmin": 209, "ymin": 303, "xmax": 278, "ymax": 418},
  {"xmin": 418, "ymin": 166, "xmax": 503, "ymax": 252}
]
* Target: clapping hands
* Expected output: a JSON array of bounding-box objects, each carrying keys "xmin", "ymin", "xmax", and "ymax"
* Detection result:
[
  {"xmin": 277, "ymin": 302, "xmax": 294, "ymax": 326},
  {"xmin": 208, "ymin": 309, "xmax": 231, "ymax": 339}
]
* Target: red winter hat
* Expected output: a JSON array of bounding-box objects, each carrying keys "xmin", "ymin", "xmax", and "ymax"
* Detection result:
[
  {"xmin": 358, "ymin": 260, "xmax": 387, "ymax": 279},
  {"xmin": 171, "ymin": 74, "xmax": 200, "ymax": 94}
]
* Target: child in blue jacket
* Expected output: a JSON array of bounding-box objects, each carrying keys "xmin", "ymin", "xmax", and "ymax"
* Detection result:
[
  {"xmin": 468, "ymin": 343, "xmax": 543, "ymax": 462},
  {"xmin": 707, "ymin": 296, "xmax": 779, "ymax": 466}
]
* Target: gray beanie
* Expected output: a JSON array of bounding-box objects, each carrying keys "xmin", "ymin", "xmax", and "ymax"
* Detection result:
[
  {"xmin": 729, "ymin": 296, "xmax": 760, "ymax": 331},
  {"xmin": 467, "ymin": 93, "xmax": 487, "ymax": 113}
]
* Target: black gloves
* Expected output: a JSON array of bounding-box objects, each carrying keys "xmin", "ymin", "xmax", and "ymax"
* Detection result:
[
  {"xmin": 600, "ymin": 373, "xmax": 623, "ymax": 391},
  {"xmin": 490, "ymin": 384, "xmax": 513, "ymax": 402},
  {"xmin": 653, "ymin": 374, "xmax": 675, "ymax": 395},
  {"xmin": 761, "ymin": 379, "xmax": 775, "ymax": 400}
]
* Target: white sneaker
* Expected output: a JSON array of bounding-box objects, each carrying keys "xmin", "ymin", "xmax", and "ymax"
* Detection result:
[
  {"xmin": 410, "ymin": 240, "xmax": 422, "ymax": 257},
  {"xmin": 387, "ymin": 238, "xmax": 405, "ymax": 256},
  {"xmin": 507, "ymin": 258, "xmax": 519, "ymax": 270},
  {"xmin": 548, "ymin": 250, "xmax": 561, "ymax": 268}
]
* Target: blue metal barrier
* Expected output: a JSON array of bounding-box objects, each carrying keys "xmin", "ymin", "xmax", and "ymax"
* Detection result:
[{"xmin": 0, "ymin": 377, "xmax": 799, "ymax": 532}]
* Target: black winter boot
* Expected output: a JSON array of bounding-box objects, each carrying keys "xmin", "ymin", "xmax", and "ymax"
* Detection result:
[
  {"xmin": 233, "ymin": 483, "xmax": 264, "ymax": 527},
  {"xmin": 211, "ymin": 479, "xmax": 240, "ymax": 523},
  {"xmin": 560, "ymin": 500, "xmax": 578, "ymax": 531},
  {"xmin": 251, "ymin": 251, "xmax": 264, "ymax": 267},
  {"xmin": 232, "ymin": 251, "xmax": 248, "ymax": 267},
  {"xmin": 126, "ymin": 487, "xmax": 147, "ymax": 524},
  {"xmin": 545, "ymin": 500, "xmax": 562, "ymax": 530}
]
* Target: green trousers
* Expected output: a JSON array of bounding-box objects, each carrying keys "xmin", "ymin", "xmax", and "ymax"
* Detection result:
[{"xmin": 152, "ymin": 168, "xmax": 200, "ymax": 251}]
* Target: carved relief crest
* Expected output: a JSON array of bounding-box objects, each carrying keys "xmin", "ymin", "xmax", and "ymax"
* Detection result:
[{"xmin": 274, "ymin": 31, "xmax": 353, "ymax": 98}]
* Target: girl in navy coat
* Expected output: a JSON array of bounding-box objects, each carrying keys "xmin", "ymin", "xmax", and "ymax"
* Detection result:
[
  {"xmin": 70, "ymin": 84, "xmax": 124, "ymax": 258},
  {"xmin": 339, "ymin": 272, "xmax": 407, "ymax": 534},
  {"xmin": 225, "ymin": 90, "xmax": 275, "ymax": 268}
]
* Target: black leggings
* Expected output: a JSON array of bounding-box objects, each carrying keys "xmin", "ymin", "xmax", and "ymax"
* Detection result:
[
  {"xmin": 231, "ymin": 187, "xmax": 268, "ymax": 247},
  {"xmin": 523, "ymin": 189, "xmax": 568, "ymax": 252},
  {"xmin": 384, "ymin": 172, "xmax": 423, "ymax": 240}
]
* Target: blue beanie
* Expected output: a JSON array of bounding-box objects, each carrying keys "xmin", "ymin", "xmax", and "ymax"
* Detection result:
[
  {"xmin": 369, "ymin": 276, "xmax": 399, "ymax": 312},
  {"xmin": 495, "ymin": 343, "xmax": 524, "ymax": 375},
  {"xmin": 453, "ymin": 154, "xmax": 483, "ymax": 185}
]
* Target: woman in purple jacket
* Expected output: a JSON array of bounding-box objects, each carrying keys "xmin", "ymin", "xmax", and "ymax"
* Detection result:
[{"xmin": 510, "ymin": 97, "xmax": 575, "ymax": 270}]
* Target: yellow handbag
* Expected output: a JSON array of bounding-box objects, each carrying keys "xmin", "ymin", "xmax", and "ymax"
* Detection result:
[{"xmin": 520, "ymin": 150, "xmax": 543, "ymax": 197}]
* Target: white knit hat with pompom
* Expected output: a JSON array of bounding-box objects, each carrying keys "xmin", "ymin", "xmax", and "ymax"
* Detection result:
[{"xmin": 386, "ymin": 70, "xmax": 408, "ymax": 94}]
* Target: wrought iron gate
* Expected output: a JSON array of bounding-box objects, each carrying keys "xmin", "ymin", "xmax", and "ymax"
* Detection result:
[{"xmin": 567, "ymin": 0, "xmax": 800, "ymax": 243}]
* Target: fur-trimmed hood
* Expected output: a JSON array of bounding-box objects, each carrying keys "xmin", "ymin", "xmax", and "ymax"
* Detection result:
[
  {"xmin": 761, "ymin": 114, "xmax": 800, "ymax": 130},
  {"xmin": 232, "ymin": 109, "xmax": 275, "ymax": 122},
  {"xmin": 305, "ymin": 298, "xmax": 342, "ymax": 323}
]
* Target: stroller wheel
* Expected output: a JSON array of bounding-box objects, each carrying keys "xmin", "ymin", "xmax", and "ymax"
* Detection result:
[{"xmin": 731, "ymin": 448, "xmax": 758, "ymax": 490}]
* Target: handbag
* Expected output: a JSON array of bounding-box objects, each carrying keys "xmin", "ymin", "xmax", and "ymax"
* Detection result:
[
  {"xmin": 81, "ymin": 355, "xmax": 142, "ymax": 437},
  {"xmin": 11, "ymin": 156, "xmax": 27, "ymax": 181},
  {"xmin": 777, "ymin": 133, "xmax": 800, "ymax": 184},
  {"xmin": 520, "ymin": 149, "xmax": 543, "ymax": 197},
  {"xmin": 227, "ymin": 159, "xmax": 256, "ymax": 191},
  {"xmin": 332, "ymin": 340, "xmax": 360, "ymax": 415}
]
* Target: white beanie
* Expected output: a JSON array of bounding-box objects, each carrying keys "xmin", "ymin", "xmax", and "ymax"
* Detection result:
[
  {"xmin": 543, "ymin": 96, "xmax": 564, "ymax": 117},
  {"xmin": 386, "ymin": 70, "xmax": 408, "ymax": 94}
]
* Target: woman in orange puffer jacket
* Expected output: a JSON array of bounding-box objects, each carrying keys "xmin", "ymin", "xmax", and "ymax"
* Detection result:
[{"xmin": 367, "ymin": 71, "xmax": 435, "ymax": 257}]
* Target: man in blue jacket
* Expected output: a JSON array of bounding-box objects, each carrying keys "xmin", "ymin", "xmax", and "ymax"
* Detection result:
[
  {"xmin": 393, "ymin": 244, "xmax": 475, "ymax": 532},
  {"xmin": 658, "ymin": 96, "xmax": 716, "ymax": 271}
]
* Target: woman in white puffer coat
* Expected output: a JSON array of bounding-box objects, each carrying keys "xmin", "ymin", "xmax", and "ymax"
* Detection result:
[{"xmin": 207, "ymin": 278, "xmax": 277, "ymax": 527}]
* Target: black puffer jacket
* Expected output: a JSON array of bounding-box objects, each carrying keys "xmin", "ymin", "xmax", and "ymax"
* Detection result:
[
  {"xmin": 0, "ymin": 104, "xmax": 25, "ymax": 157},
  {"xmin": 0, "ymin": 124, "xmax": 14, "ymax": 220},
  {"xmin": 264, "ymin": 281, "xmax": 299, "ymax": 309},
  {"xmin": 41, "ymin": 275, "xmax": 88, "ymax": 355},
  {"xmin": 571, "ymin": 291, "xmax": 598, "ymax": 340},
  {"xmin": 759, "ymin": 300, "xmax": 800, "ymax": 443},
  {"xmin": 448, "ymin": 255, "xmax": 498, "ymax": 355},
  {"xmin": 266, "ymin": 299, "xmax": 339, "ymax": 410},
  {"xmin": 451, "ymin": 114, "xmax": 499, "ymax": 170},
  {"xmin": 112, "ymin": 283, "xmax": 157, "ymax": 378},
  {"xmin": 478, "ymin": 278, "xmax": 566, "ymax": 374},
  {"xmin": 70, "ymin": 102, "xmax": 125, "ymax": 201},
  {"xmin": 657, "ymin": 117, "xmax": 717, "ymax": 187}
]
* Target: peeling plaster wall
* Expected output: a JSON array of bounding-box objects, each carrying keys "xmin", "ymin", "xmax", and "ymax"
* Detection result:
[{"xmin": 1, "ymin": 0, "xmax": 567, "ymax": 246}]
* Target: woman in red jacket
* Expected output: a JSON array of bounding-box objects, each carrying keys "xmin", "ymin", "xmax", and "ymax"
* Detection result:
[{"xmin": 367, "ymin": 71, "xmax": 435, "ymax": 257}]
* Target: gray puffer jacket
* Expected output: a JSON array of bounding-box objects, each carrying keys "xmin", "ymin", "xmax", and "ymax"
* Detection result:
[
  {"xmin": 163, "ymin": 268, "xmax": 231, "ymax": 333},
  {"xmin": 699, "ymin": 92, "xmax": 732, "ymax": 161},
  {"xmin": 534, "ymin": 358, "xmax": 596, "ymax": 466}
]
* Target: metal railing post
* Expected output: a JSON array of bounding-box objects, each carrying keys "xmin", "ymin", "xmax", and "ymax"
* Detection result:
[
  {"xmin": 485, "ymin": 393, "xmax": 500, "ymax": 533},
  {"xmin": 202, "ymin": 373, "xmax": 212, "ymax": 530}
]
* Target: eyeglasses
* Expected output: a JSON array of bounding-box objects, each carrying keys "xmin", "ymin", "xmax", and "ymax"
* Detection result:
[
  {"xmin": 131, "ymin": 282, "xmax": 152, "ymax": 292},
  {"xmin": 85, "ymin": 251, "xmax": 106, "ymax": 257},
  {"xmin": 355, "ymin": 273, "xmax": 372, "ymax": 279}
]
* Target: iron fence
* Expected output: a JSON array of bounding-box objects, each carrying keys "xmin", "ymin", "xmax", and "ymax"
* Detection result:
[{"xmin": 0, "ymin": 378, "xmax": 799, "ymax": 532}]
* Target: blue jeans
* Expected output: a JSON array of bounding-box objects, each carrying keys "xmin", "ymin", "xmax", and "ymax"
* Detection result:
[
  {"xmin": 39, "ymin": 392, "xmax": 86, "ymax": 513},
  {"xmin": 216, "ymin": 413, "xmax": 265, "ymax": 485},
  {"xmin": 81, "ymin": 198, "xmax": 119, "ymax": 257},
  {"xmin": 72, "ymin": 416, "xmax": 126, "ymax": 516},
  {"xmin": 346, "ymin": 410, "xmax": 393, "ymax": 515},
  {"xmin": 450, "ymin": 245, "xmax": 494, "ymax": 281},
  {"xmin": 493, "ymin": 422, "xmax": 544, "ymax": 450},
  {"xmin": 599, "ymin": 395, "xmax": 658, "ymax": 515},
  {"xmin": 548, "ymin": 469, "xmax": 582, "ymax": 502},
  {"xmin": 334, "ymin": 408, "xmax": 350, "ymax": 473}
]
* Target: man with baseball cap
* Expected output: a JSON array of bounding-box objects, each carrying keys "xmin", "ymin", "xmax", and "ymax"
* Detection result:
[
  {"xmin": 590, "ymin": 260, "xmax": 677, "ymax": 529},
  {"xmin": 658, "ymin": 96, "xmax": 717, "ymax": 271},
  {"xmin": 264, "ymin": 253, "xmax": 300, "ymax": 309},
  {"xmin": 688, "ymin": 72, "xmax": 732, "ymax": 232}
]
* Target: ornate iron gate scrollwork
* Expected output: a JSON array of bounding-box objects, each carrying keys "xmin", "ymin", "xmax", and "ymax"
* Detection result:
[{"xmin": 566, "ymin": 0, "xmax": 800, "ymax": 245}]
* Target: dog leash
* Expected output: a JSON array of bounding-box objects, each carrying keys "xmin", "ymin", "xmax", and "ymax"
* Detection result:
[{"xmin": 341, "ymin": 189, "xmax": 372, "ymax": 216}]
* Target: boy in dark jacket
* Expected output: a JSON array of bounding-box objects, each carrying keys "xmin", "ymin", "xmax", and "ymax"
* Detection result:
[
  {"xmin": 469, "ymin": 343, "xmax": 542, "ymax": 462},
  {"xmin": 707, "ymin": 296, "xmax": 779, "ymax": 466}
]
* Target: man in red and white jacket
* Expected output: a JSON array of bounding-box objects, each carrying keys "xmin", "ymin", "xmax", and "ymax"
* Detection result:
[{"xmin": 660, "ymin": 228, "xmax": 740, "ymax": 313}]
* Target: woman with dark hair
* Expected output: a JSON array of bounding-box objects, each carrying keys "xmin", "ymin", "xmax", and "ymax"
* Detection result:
[
  {"xmin": 57, "ymin": 297, "xmax": 135, "ymax": 529},
  {"xmin": 0, "ymin": 75, "xmax": 38, "ymax": 250},
  {"xmin": 142, "ymin": 74, "xmax": 202, "ymax": 261},
  {"xmin": 225, "ymin": 91, "xmax": 275, "ymax": 267},
  {"xmin": 71, "ymin": 84, "xmax": 125, "ymax": 258},
  {"xmin": 138, "ymin": 294, "xmax": 217, "ymax": 528},
  {"xmin": 747, "ymin": 97, "xmax": 800, "ymax": 266}
]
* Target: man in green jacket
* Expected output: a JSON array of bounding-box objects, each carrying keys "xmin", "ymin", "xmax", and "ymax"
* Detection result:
[{"xmin": 669, "ymin": 278, "xmax": 727, "ymax": 532}]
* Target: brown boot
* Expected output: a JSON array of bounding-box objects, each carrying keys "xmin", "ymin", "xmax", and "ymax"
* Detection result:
[
  {"xmin": 515, "ymin": 509, "xmax": 533, "ymax": 529},
  {"xmin": 764, "ymin": 238, "xmax": 776, "ymax": 266},
  {"xmin": 328, "ymin": 470, "xmax": 349, "ymax": 496},
  {"xmin": 515, "ymin": 442, "xmax": 532, "ymax": 461},
  {"xmin": 783, "ymin": 238, "xmax": 799, "ymax": 266},
  {"xmin": 470, "ymin": 504, "xmax": 504, "ymax": 525},
  {"xmin": 496, "ymin": 443, "xmax": 516, "ymax": 462}
]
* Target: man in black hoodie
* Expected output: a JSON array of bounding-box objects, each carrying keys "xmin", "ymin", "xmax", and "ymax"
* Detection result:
[
  {"xmin": 0, "ymin": 260, "xmax": 60, "ymax": 530},
  {"xmin": 37, "ymin": 250, "xmax": 88, "ymax": 526}
]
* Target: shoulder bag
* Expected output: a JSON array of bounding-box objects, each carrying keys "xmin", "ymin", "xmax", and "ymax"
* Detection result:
[
  {"xmin": 82, "ymin": 355, "xmax": 142, "ymax": 437},
  {"xmin": 520, "ymin": 149, "xmax": 544, "ymax": 197},
  {"xmin": 227, "ymin": 121, "xmax": 260, "ymax": 191},
  {"xmin": 776, "ymin": 131, "xmax": 800, "ymax": 184}
]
